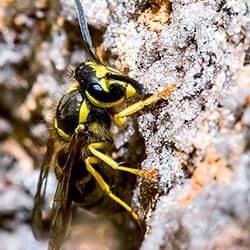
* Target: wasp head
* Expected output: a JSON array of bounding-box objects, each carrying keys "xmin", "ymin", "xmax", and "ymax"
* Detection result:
[{"xmin": 74, "ymin": 62, "xmax": 98, "ymax": 91}]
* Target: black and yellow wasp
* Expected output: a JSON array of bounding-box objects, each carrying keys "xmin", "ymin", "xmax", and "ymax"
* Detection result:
[{"xmin": 32, "ymin": 0, "xmax": 175, "ymax": 249}]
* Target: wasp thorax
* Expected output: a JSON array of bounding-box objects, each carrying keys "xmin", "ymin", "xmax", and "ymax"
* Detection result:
[{"xmin": 55, "ymin": 89, "xmax": 89, "ymax": 139}]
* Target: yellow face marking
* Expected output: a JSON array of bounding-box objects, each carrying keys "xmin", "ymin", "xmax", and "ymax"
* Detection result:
[
  {"xmin": 85, "ymin": 61, "xmax": 138, "ymax": 107},
  {"xmin": 86, "ymin": 61, "xmax": 121, "ymax": 78},
  {"xmin": 86, "ymin": 61, "xmax": 123, "ymax": 92},
  {"xmin": 79, "ymin": 100, "xmax": 90, "ymax": 124},
  {"xmin": 54, "ymin": 118, "xmax": 71, "ymax": 141},
  {"xmin": 86, "ymin": 62, "xmax": 112, "ymax": 92}
]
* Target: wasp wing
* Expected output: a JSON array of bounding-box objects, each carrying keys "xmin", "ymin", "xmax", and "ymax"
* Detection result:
[
  {"xmin": 48, "ymin": 136, "xmax": 86, "ymax": 250},
  {"xmin": 32, "ymin": 137, "xmax": 55, "ymax": 239}
]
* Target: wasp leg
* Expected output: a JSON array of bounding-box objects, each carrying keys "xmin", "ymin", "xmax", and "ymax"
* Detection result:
[
  {"xmin": 85, "ymin": 156, "xmax": 143, "ymax": 227},
  {"xmin": 88, "ymin": 141, "xmax": 111, "ymax": 151},
  {"xmin": 114, "ymin": 84, "xmax": 176, "ymax": 126},
  {"xmin": 88, "ymin": 142, "xmax": 158, "ymax": 180},
  {"xmin": 54, "ymin": 164, "xmax": 64, "ymax": 180}
]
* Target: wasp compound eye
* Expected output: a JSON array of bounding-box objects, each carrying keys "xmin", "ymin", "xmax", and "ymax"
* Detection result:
[{"xmin": 75, "ymin": 63, "xmax": 98, "ymax": 88}]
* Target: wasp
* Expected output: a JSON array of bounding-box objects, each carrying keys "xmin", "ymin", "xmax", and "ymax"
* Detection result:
[{"xmin": 32, "ymin": 0, "xmax": 175, "ymax": 249}]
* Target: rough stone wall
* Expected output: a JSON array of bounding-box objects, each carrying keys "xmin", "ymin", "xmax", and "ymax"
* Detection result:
[
  {"xmin": 105, "ymin": 1, "xmax": 250, "ymax": 249},
  {"xmin": 109, "ymin": 1, "xmax": 250, "ymax": 249}
]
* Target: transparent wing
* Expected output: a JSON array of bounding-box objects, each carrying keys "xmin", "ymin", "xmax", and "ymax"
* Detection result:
[
  {"xmin": 48, "ymin": 136, "xmax": 85, "ymax": 250},
  {"xmin": 32, "ymin": 138, "xmax": 55, "ymax": 239}
]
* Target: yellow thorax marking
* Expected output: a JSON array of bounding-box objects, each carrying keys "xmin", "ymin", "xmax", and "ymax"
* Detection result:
[
  {"xmin": 79, "ymin": 100, "xmax": 90, "ymax": 124},
  {"xmin": 66, "ymin": 81, "xmax": 80, "ymax": 94},
  {"xmin": 54, "ymin": 118, "xmax": 71, "ymax": 141}
]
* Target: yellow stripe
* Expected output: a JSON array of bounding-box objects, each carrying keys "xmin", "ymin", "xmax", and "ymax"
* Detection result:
[
  {"xmin": 79, "ymin": 100, "xmax": 90, "ymax": 123},
  {"xmin": 54, "ymin": 118, "xmax": 71, "ymax": 141},
  {"xmin": 85, "ymin": 91, "xmax": 124, "ymax": 108}
]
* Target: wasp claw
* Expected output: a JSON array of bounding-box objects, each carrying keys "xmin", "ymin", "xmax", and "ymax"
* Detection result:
[{"xmin": 141, "ymin": 168, "xmax": 159, "ymax": 180}]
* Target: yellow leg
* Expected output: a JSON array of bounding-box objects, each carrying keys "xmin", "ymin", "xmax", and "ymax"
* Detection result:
[
  {"xmin": 114, "ymin": 84, "xmax": 176, "ymax": 126},
  {"xmin": 85, "ymin": 156, "xmax": 143, "ymax": 227},
  {"xmin": 88, "ymin": 143, "xmax": 158, "ymax": 180},
  {"xmin": 87, "ymin": 141, "xmax": 111, "ymax": 151}
]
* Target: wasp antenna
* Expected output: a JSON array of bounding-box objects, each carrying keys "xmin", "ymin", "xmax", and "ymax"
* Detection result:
[{"xmin": 74, "ymin": 0, "xmax": 101, "ymax": 63}]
